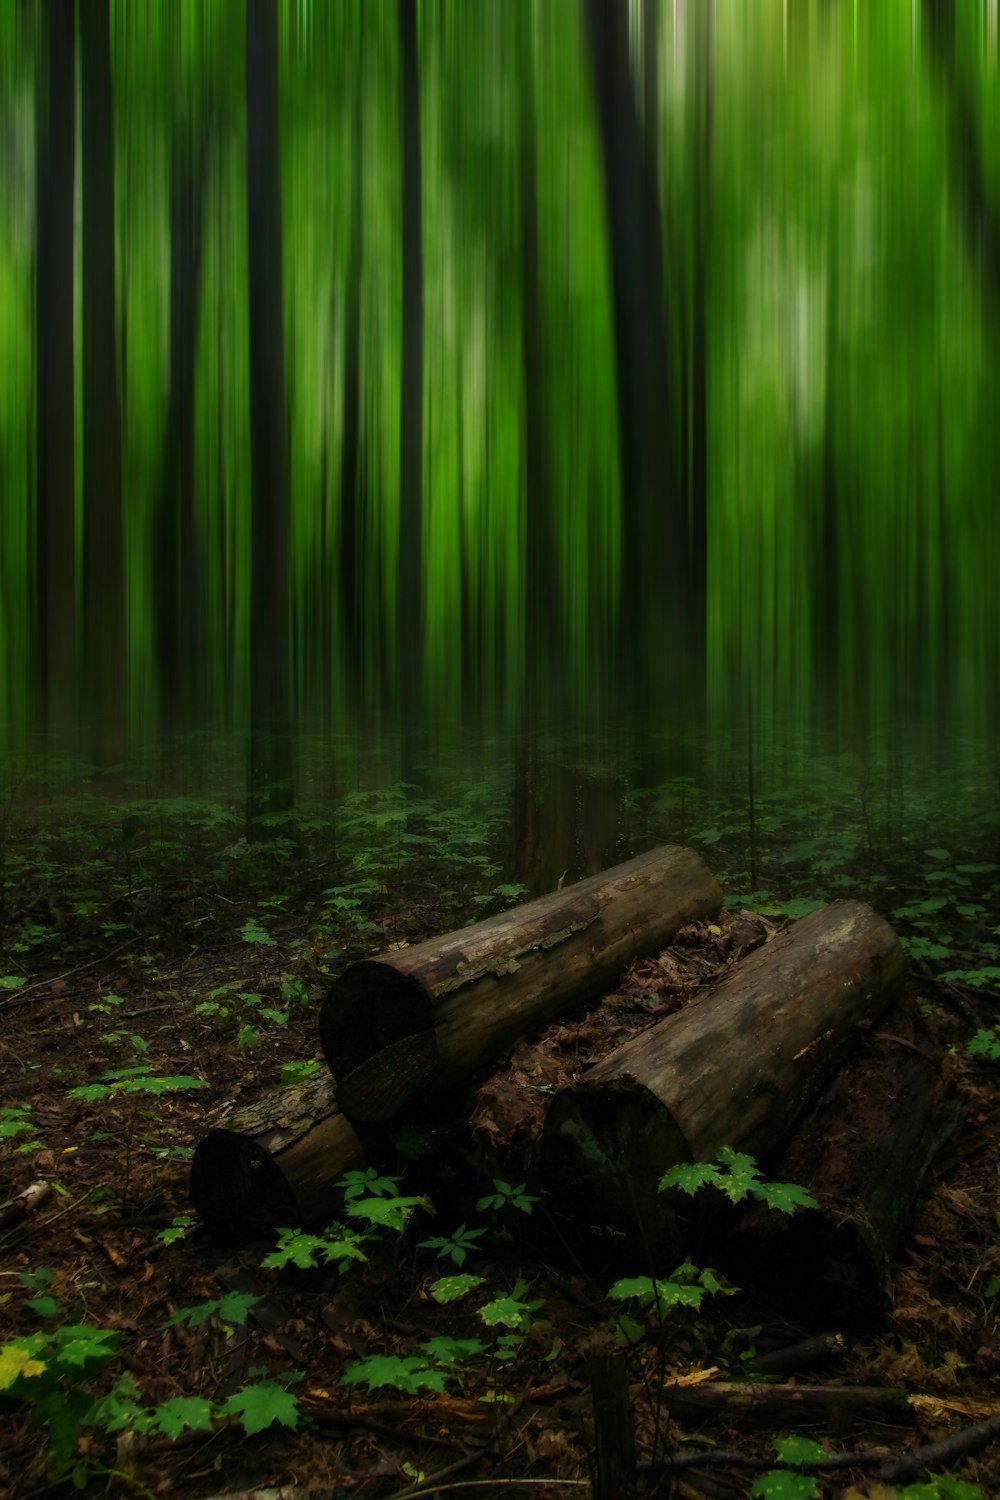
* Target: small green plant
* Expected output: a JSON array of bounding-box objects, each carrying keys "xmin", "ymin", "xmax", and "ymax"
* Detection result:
[
  {"xmin": 67, "ymin": 1065, "xmax": 204, "ymax": 1103},
  {"xmin": 967, "ymin": 1027, "xmax": 1000, "ymax": 1062},
  {"xmin": 239, "ymin": 916, "xmax": 275, "ymax": 947},
  {"xmin": 660, "ymin": 1146, "xmax": 820, "ymax": 1215},
  {"xmin": 420, "ymin": 1223, "xmax": 487, "ymax": 1266},
  {"xmin": 157, "ymin": 1214, "xmax": 194, "ymax": 1246},
  {"xmin": 609, "ymin": 1260, "xmax": 733, "ymax": 1321},
  {"xmin": 278, "ymin": 1058, "xmax": 319, "ymax": 1087},
  {"xmin": 0, "ymin": 1104, "xmax": 42, "ymax": 1152},
  {"xmin": 162, "ymin": 1292, "xmax": 261, "ymax": 1331},
  {"xmin": 475, "ymin": 1178, "xmax": 538, "ymax": 1215},
  {"xmin": 477, "ymin": 1279, "xmax": 542, "ymax": 1330},
  {"xmin": 429, "ymin": 1273, "xmax": 485, "ymax": 1303},
  {"xmin": 261, "ymin": 1225, "xmax": 368, "ymax": 1273}
]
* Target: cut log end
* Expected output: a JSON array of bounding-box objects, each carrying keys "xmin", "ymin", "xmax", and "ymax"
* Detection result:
[
  {"xmin": 190, "ymin": 1129, "xmax": 300, "ymax": 1245},
  {"xmin": 319, "ymin": 959, "xmax": 432, "ymax": 1083},
  {"xmin": 541, "ymin": 1082, "xmax": 690, "ymax": 1249}
]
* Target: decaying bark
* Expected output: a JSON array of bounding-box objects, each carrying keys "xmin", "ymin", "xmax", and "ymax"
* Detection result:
[
  {"xmin": 541, "ymin": 901, "xmax": 908, "ymax": 1257},
  {"xmin": 319, "ymin": 844, "xmax": 722, "ymax": 1124},
  {"xmin": 189, "ymin": 1070, "xmax": 364, "ymax": 1244},
  {"xmin": 724, "ymin": 997, "xmax": 959, "ymax": 1322}
]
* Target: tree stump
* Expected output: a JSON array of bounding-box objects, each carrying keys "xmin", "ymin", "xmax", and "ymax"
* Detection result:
[
  {"xmin": 318, "ymin": 844, "xmax": 721, "ymax": 1124},
  {"xmin": 510, "ymin": 758, "xmax": 630, "ymax": 898},
  {"xmin": 540, "ymin": 901, "xmax": 908, "ymax": 1259}
]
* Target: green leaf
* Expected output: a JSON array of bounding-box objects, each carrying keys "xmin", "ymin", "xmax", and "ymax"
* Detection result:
[
  {"xmin": 659, "ymin": 1161, "xmax": 719, "ymax": 1195},
  {"xmin": 152, "ymin": 1396, "xmax": 216, "ymax": 1439},
  {"xmin": 0, "ymin": 1341, "xmax": 48, "ymax": 1391},
  {"xmin": 772, "ymin": 1436, "xmax": 828, "ymax": 1464},
  {"xmin": 421, "ymin": 1336, "xmax": 485, "ymax": 1365},
  {"xmin": 429, "ymin": 1273, "xmax": 484, "ymax": 1304},
  {"xmin": 754, "ymin": 1181, "xmax": 820, "ymax": 1214},
  {"xmin": 749, "ymin": 1472, "xmax": 819, "ymax": 1499},
  {"xmin": 219, "ymin": 1381, "xmax": 299, "ymax": 1434},
  {"xmin": 162, "ymin": 1292, "xmax": 261, "ymax": 1330},
  {"xmin": 342, "ymin": 1355, "xmax": 445, "ymax": 1395}
]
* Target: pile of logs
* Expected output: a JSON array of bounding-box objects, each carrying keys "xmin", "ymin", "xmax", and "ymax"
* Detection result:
[{"xmin": 189, "ymin": 843, "xmax": 956, "ymax": 1315}]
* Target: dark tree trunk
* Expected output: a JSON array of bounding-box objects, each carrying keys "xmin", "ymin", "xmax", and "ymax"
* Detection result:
[
  {"xmin": 339, "ymin": 47, "xmax": 365, "ymax": 710},
  {"xmin": 154, "ymin": 123, "xmax": 208, "ymax": 738},
  {"xmin": 688, "ymin": 0, "xmax": 711, "ymax": 691},
  {"xmin": 398, "ymin": 0, "xmax": 424, "ymax": 769},
  {"xmin": 80, "ymin": 0, "xmax": 125, "ymax": 773},
  {"xmin": 519, "ymin": 2, "xmax": 554, "ymax": 724},
  {"xmin": 34, "ymin": 0, "xmax": 76, "ymax": 739},
  {"xmin": 541, "ymin": 902, "xmax": 909, "ymax": 1261},
  {"xmin": 319, "ymin": 845, "xmax": 721, "ymax": 1124},
  {"xmin": 246, "ymin": 0, "xmax": 293, "ymax": 837},
  {"xmin": 582, "ymin": 0, "xmax": 686, "ymax": 734}
]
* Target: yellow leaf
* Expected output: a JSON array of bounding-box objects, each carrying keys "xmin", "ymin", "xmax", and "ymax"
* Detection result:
[{"xmin": 0, "ymin": 1343, "xmax": 47, "ymax": 1390}]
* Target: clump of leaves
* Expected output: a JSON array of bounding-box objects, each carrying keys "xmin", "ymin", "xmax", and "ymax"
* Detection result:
[
  {"xmin": 660, "ymin": 1146, "xmax": 820, "ymax": 1215},
  {"xmin": 475, "ymin": 1178, "xmax": 538, "ymax": 1215},
  {"xmin": 967, "ymin": 1027, "xmax": 1000, "ymax": 1062},
  {"xmin": 67, "ymin": 1064, "xmax": 204, "ymax": 1103},
  {"xmin": 0, "ymin": 1104, "xmax": 42, "ymax": 1152}
]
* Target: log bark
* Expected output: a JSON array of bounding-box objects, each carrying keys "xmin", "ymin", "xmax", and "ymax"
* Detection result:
[
  {"xmin": 540, "ymin": 901, "xmax": 908, "ymax": 1258},
  {"xmin": 723, "ymin": 997, "xmax": 959, "ymax": 1323},
  {"xmin": 319, "ymin": 844, "xmax": 721, "ymax": 1124},
  {"xmin": 189, "ymin": 1071, "xmax": 364, "ymax": 1245}
]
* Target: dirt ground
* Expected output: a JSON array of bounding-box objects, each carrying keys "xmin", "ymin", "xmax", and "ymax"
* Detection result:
[{"xmin": 2, "ymin": 864, "xmax": 1000, "ymax": 1500}]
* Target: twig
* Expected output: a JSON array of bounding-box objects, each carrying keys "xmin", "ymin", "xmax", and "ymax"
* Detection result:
[
  {"xmin": 0, "ymin": 939, "xmax": 138, "ymax": 1009},
  {"xmin": 878, "ymin": 1412, "xmax": 1000, "ymax": 1485}
]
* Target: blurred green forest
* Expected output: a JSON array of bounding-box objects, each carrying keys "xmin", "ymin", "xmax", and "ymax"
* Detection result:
[{"xmin": 1, "ymin": 0, "xmax": 998, "ymax": 818}]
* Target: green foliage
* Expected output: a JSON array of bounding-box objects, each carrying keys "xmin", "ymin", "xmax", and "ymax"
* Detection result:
[
  {"xmin": 0, "ymin": 1104, "xmax": 42, "ymax": 1151},
  {"xmin": 660, "ymin": 1147, "xmax": 820, "ymax": 1214},
  {"xmin": 67, "ymin": 1064, "xmax": 204, "ymax": 1103},
  {"xmin": 260, "ymin": 1225, "xmax": 368, "ymax": 1273},
  {"xmin": 343, "ymin": 1353, "xmax": 446, "ymax": 1396},
  {"xmin": 420, "ymin": 1222, "xmax": 486, "ymax": 1266},
  {"xmin": 161, "ymin": 1292, "xmax": 262, "ymax": 1330},
  {"xmin": 749, "ymin": 1473, "xmax": 818, "ymax": 1499},
  {"xmin": 239, "ymin": 917, "xmax": 275, "ymax": 946},
  {"xmin": 429, "ymin": 1273, "xmax": 485, "ymax": 1303},
  {"xmin": 967, "ymin": 1027, "xmax": 1000, "ymax": 1061},
  {"xmin": 609, "ymin": 1261, "xmax": 733, "ymax": 1320},
  {"xmin": 157, "ymin": 1214, "xmax": 194, "ymax": 1246},
  {"xmin": 475, "ymin": 1178, "xmax": 538, "ymax": 1215},
  {"xmin": 477, "ymin": 1280, "xmax": 542, "ymax": 1330},
  {"xmin": 278, "ymin": 1058, "xmax": 319, "ymax": 1086},
  {"xmin": 217, "ymin": 1380, "xmax": 299, "ymax": 1434}
]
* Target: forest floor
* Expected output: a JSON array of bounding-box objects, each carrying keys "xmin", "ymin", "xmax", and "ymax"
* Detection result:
[{"xmin": 1, "ymin": 761, "xmax": 999, "ymax": 1500}]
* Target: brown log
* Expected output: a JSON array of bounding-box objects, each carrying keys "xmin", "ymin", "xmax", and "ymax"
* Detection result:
[
  {"xmin": 319, "ymin": 844, "xmax": 721, "ymax": 1124},
  {"xmin": 723, "ymin": 997, "xmax": 960, "ymax": 1323},
  {"xmin": 540, "ymin": 901, "xmax": 908, "ymax": 1257},
  {"xmin": 189, "ymin": 1070, "xmax": 364, "ymax": 1245},
  {"xmin": 660, "ymin": 1382, "xmax": 918, "ymax": 1429}
]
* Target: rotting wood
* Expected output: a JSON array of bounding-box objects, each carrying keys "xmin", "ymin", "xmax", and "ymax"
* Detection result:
[
  {"xmin": 725, "ymin": 996, "xmax": 959, "ymax": 1323},
  {"xmin": 540, "ymin": 901, "xmax": 908, "ymax": 1258},
  {"xmin": 590, "ymin": 1352, "xmax": 637, "ymax": 1499},
  {"xmin": 319, "ymin": 844, "xmax": 721, "ymax": 1124},
  {"xmin": 0, "ymin": 1180, "xmax": 52, "ymax": 1234},
  {"xmin": 660, "ymin": 1381, "xmax": 918, "ymax": 1429},
  {"xmin": 189, "ymin": 1070, "xmax": 364, "ymax": 1245}
]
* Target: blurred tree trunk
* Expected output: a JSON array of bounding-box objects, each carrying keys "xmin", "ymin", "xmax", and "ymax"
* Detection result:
[
  {"xmin": 80, "ymin": 0, "xmax": 125, "ymax": 774},
  {"xmin": 246, "ymin": 0, "xmax": 293, "ymax": 837},
  {"xmin": 582, "ymin": 0, "xmax": 687, "ymax": 747},
  {"xmin": 398, "ymin": 0, "xmax": 424, "ymax": 779},
  {"xmin": 339, "ymin": 40, "xmax": 364, "ymax": 710},
  {"xmin": 34, "ymin": 0, "xmax": 75, "ymax": 740},
  {"xmin": 155, "ymin": 122, "xmax": 208, "ymax": 738}
]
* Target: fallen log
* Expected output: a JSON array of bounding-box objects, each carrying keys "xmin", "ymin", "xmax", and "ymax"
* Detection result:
[
  {"xmin": 189, "ymin": 1070, "xmax": 364, "ymax": 1245},
  {"xmin": 319, "ymin": 844, "xmax": 721, "ymax": 1124},
  {"xmin": 722, "ymin": 996, "xmax": 959, "ymax": 1323},
  {"xmin": 540, "ymin": 901, "xmax": 908, "ymax": 1258}
]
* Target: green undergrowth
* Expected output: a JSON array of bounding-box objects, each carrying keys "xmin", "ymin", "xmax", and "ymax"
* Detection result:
[{"xmin": 0, "ymin": 1155, "xmax": 983, "ymax": 1497}]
